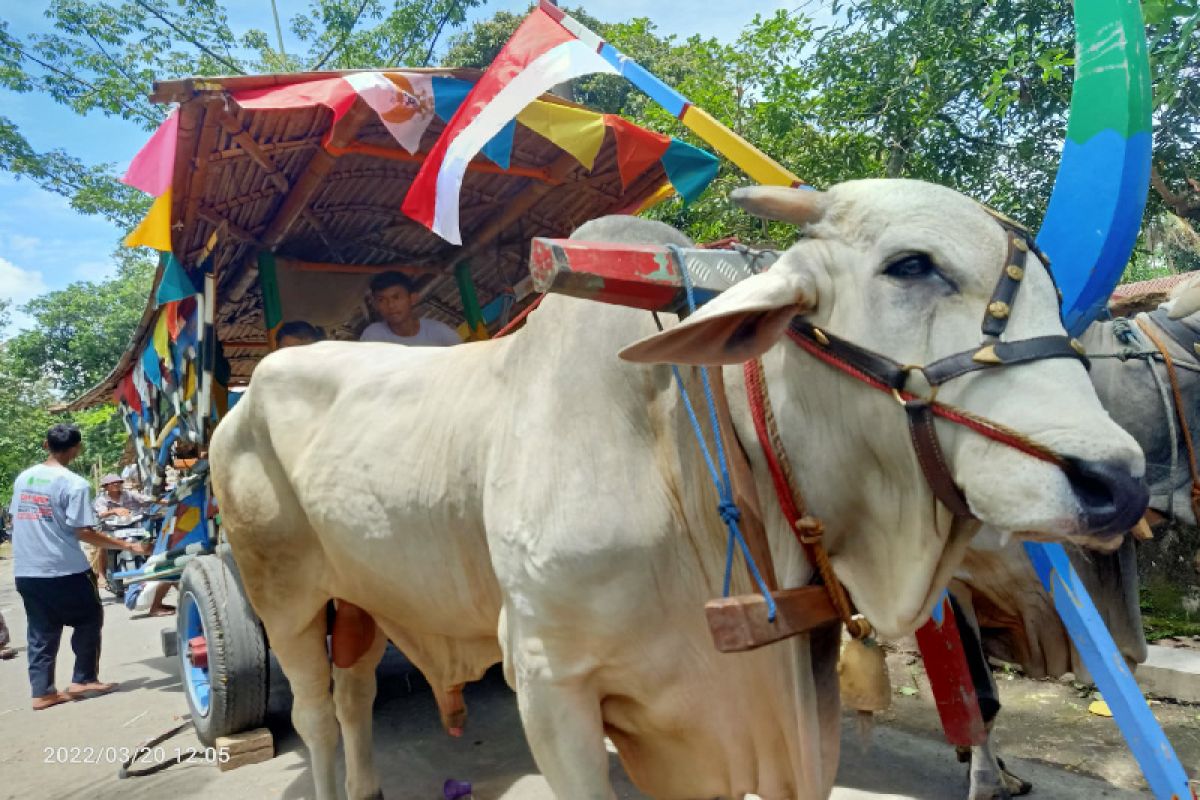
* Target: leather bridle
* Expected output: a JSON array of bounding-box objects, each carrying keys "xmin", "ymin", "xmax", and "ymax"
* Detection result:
[{"xmin": 779, "ymin": 212, "xmax": 1089, "ymax": 519}]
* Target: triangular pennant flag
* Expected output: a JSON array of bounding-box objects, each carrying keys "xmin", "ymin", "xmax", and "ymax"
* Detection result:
[
  {"xmin": 517, "ymin": 101, "xmax": 607, "ymax": 171},
  {"xmin": 156, "ymin": 253, "xmax": 197, "ymax": 304},
  {"xmin": 606, "ymin": 114, "xmax": 671, "ymax": 189},
  {"xmin": 404, "ymin": 10, "xmax": 617, "ymax": 245},
  {"xmin": 430, "ymin": 77, "xmax": 516, "ymax": 167},
  {"xmin": 184, "ymin": 361, "xmax": 197, "ymax": 401},
  {"xmin": 125, "ymin": 189, "xmax": 173, "ymax": 251},
  {"xmin": 660, "ymin": 139, "xmax": 721, "ymax": 204},
  {"xmin": 122, "ymin": 109, "xmax": 179, "ymax": 196},
  {"xmin": 153, "ymin": 309, "xmax": 171, "ymax": 361},
  {"xmin": 141, "ymin": 342, "xmax": 163, "ymax": 388},
  {"xmin": 167, "ymin": 300, "xmax": 185, "ymax": 340},
  {"xmin": 121, "ymin": 372, "xmax": 142, "ymax": 414}
]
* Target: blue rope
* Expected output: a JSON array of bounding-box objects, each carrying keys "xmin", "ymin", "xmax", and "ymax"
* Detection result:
[{"xmin": 665, "ymin": 245, "xmax": 777, "ymax": 620}]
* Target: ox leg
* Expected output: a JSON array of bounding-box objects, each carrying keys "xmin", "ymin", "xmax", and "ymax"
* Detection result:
[
  {"xmin": 333, "ymin": 625, "xmax": 388, "ymax": 800},
  {"xmin": 269, "ymin": 613, "xmax": 340, "ymax": 800},
  {"xmin": 510, "ymin": 637, "xmax": 614, "ymax": 800}
]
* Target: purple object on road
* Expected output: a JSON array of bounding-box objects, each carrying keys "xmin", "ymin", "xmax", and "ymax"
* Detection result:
[{"xmin": 443, "ymin": 778, "xmax": 473, "ymax": 800}]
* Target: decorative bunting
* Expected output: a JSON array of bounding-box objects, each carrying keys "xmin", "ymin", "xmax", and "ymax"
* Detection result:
[
  {"xmin": 606, "ymin": 115, "xmax": 671, "ymax": 189},
  {"xmin": 122, "ymin": 109, "xmax": 178, "ymax": 196},
  {"xmin": 124, "ymin": 190, "xmax": 173, "ymax": 251},
  {"xmin": 431, "ymin": 77, "xmax": 517, "ymax": 168},
  {"xmin": 153, "ymin": 310, "xmax": 171, "ymax": 362},
  {"xmin": 403, "ymin": 7, "xmax": 618, "ymax": 244},
  {"xmin": 660, "ymin": 139, "xmax": 721, "ymax": 204},
  {"xmin": 156, "ymin": 253, "xmax": 198, "ymax": 305},
  {"xmin": 517, "ymin": 102, "xmax": 608, "ymax": 171},
  {"xmin": 141, "ymin": 342, "xmax": 163, "ymax": 388}
]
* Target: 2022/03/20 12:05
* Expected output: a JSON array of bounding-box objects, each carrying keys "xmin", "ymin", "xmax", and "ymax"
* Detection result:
[{"xmin": 43, "ymin": 745, "xmax": 230, "ymax": 764}]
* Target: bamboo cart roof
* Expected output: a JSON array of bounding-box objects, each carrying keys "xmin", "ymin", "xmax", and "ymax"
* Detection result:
[{"xmin": 65, "ymin": 68, "xmax": 694, "ymax": 410}]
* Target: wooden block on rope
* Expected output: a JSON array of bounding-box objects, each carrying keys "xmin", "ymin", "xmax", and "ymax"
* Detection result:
[
  {"xmin": 215, "ymin": 727, "xmax": 274, "ymax": 771},
  {"xmin": 529, "ymin": 238, "xmax": 778, "ymax": 315},
  {"xmin": 706, "ymin": 586, "xmax": 841, "ymax": 653}
]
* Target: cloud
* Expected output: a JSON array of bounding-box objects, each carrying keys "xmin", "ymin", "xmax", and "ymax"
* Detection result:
[{"xmin": 0, "ymin": 256, "xmax": 49, "ymax": 334}]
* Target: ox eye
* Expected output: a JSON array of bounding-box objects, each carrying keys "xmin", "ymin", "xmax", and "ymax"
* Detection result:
[{"xmin": 884, "ymin": 254, "xmax": 936, "ymax": 280}]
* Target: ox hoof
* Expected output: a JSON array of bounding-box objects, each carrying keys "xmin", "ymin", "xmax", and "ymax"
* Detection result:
[{"xmin": 997, "ymin": 759, "xmax": 1031, "ymax": 797}]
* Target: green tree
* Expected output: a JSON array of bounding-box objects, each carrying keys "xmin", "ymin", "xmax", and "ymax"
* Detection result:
[
  {"xmin": 0, "ymin": 302, "xmax": 56, "ymax": 505},
  {"xmin": 8, "ymin": 257, "xmax": 155, "ymax": 398},
  {"xmin": 0, "ymin": 0, "xmax": 484, "ymax": 230}
]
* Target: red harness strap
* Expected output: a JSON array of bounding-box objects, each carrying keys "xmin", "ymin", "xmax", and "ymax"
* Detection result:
[{"xmin": 784, "ymin": 328, "xmax": 1065, "ymax": 468}]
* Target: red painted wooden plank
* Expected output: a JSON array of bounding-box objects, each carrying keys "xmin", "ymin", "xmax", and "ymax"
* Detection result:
[
  {"xmin": 529, "ymin": 238, "xmax": 778, "ymax": 315},
  {"xmin": 914, "ymin": 596, "xmax": 988, "ymax": 747}
]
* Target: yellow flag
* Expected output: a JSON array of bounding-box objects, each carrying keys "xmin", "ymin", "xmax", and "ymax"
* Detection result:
[
  {"xmin": 153, "ymin": 310, "xmax": 171, "ymax": 362},
  {"xmin": 184, "ymin": 362, "xmax": 197, "ymax": 400},
  {"xmin": 517, "ymin": 101, "xmax": 607, "ymax": 171},
  {"xmin": 124, "ymin": 189, "xmax": 173, "ymax": 251}
]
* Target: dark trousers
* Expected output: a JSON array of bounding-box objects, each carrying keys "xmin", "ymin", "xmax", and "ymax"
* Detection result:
[{"xmin": 15, "ymin": 571, "xmax": 104, "ymax": 697}]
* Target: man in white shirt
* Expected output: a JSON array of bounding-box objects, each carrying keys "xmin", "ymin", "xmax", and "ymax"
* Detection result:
[
  {"xmin": 359, "ymin": 271, "xmax": 461, "ymax": 347},
  {"xmin": 10, "ymin": 424, "xmax": 150, "ymax": 710}
]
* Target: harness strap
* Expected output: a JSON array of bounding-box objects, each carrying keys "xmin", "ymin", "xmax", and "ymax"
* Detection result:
[
  {"xmin": 904, "ymin": 400, "xmax": 974, "ymax": 517},
  {"xmin": 1137, "ymin": 316, "xmax": 1200, "ymax": 521},
  {"xmin": 744, "ymin": 357, "xmax": 869, "ymax": 639},
  {"xmin": 708, "ymin": 367, "xmax": 778, "ymax": 592}
]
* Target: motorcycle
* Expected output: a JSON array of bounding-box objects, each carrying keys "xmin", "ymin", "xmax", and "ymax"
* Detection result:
[{"xmin": 101, "ymin": 513, "xmax": 154, "ymax": 599}]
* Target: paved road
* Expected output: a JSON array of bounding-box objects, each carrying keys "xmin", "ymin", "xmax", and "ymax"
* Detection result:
[{"xmin": 0, "ymin": 553, "xmax": 1155, "ymax": 799}]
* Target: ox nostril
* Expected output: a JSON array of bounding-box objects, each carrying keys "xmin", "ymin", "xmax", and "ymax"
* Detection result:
[{"xmin": 1064, "ymin": 458, "xmax": 1149, "ymax": 537}]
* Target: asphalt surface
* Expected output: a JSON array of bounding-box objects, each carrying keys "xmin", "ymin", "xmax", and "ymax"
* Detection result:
[{"xmin": 0, "ymin": 550, "xmax": 1173, "ymax": 799}]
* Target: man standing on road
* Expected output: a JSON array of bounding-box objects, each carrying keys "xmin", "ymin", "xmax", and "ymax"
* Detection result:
[
  {"xmin": 9, "ymin": 424, "xmax": 151, "ymax": 710},
  {"xmin": 359, "ymin": 272, "xmax": 461, "ymax": 346}
]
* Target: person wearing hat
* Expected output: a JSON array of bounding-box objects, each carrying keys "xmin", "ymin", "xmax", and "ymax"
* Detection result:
[
  {"xmin": 9, "ymin": 423, "xmax": 152, "ymax": 710},
  {"xmin": 90, "ymin": 473, "xmax": 150, "ymax": 591}
]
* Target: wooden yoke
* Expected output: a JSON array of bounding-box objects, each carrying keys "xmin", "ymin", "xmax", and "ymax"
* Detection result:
[{"xmin": 704, "ymin": 368, "xmax": 842, "ymax": 653}]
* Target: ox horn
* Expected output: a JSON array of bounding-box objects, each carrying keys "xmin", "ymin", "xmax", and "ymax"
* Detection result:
[
  {"xmin": 730, "ymin": 185, "xmax": 827, "ymax": 226},
  {"xmin": 1167, "ymin": 278, "xmax": 1200, "ymax": 320}
]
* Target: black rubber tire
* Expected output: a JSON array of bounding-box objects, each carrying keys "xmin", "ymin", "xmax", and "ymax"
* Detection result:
[{"xmin": 177, "ymin": 554, "xmax": 269, "ymax": 746}]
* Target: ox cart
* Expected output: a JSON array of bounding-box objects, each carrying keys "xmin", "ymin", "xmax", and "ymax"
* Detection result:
[
  {"xmin": 66, "ymin": 2, "xmax": 1196, "ymax": 797},
  {"xmin": 64, "ymin": 65, "xmax": 723, "ymax": 745}
]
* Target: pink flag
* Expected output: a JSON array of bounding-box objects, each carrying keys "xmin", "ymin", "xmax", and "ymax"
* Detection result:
[
  {"xmin": 122, "ymin": 109, "xmax": 179, "ymax": 197},
  {"xmin": 401, "ymin": 7, "xmax": 616, "ymax": 245}
]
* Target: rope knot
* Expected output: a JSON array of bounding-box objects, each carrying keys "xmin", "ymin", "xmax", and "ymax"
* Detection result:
[
  {"xmin": 794, "ymin": 516, "xmax": 824, "ymax": 543},
  {"xmin": 717, "ymin": 500, "xmax": 742, "ymax": 525}
]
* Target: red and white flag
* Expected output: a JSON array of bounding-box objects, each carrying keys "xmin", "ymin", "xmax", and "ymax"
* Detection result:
[{"xmin": 402, "ymin": 7, "xmax": 616, "ymax": 245}]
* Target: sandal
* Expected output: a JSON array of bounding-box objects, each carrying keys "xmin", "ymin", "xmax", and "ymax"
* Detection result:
[
  {"xmin": 66, "ymin": 681, "xmax": 118, "ymax": 699},
  {"xmin": 32, "ymin": 691, "xmax": 74, "ymax": 711}
]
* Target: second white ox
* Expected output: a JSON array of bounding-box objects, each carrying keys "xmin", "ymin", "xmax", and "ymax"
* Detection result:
[{"xmin": 211, "ymin": 180, "xmax": 1147, "ymax": 800}]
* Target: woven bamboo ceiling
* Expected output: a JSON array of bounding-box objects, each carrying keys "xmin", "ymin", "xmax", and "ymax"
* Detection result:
[{"xmin": 67, "ymin": 68, "xmax": 678, "ymax": 408}]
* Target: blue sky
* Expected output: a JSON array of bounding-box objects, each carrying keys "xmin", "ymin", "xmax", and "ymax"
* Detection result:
[{"xmin": 0, "ymin": 1, "xmax": 806, "ymax": 330}]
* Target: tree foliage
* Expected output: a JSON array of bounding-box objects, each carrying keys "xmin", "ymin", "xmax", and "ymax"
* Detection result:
[
  {"xmin": 7, "ymin": 257, "xmax": 156, "ymax": 398},
  {"xmin": 0, "ymin": 0, "xmax": 483, "ymax": 230}
]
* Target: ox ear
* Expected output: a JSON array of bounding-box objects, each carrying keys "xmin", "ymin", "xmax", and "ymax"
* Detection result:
[
  {"xmin": 619, "ymin": 266, "xmax": 816, "ymax": 366},
  {"xmin": 1167, "ymin": 280, "xmax": 1200, "ymax": 320},
  {"xmin": 730, "ymin": 186, "xmax": 827, "ymax": 226}
]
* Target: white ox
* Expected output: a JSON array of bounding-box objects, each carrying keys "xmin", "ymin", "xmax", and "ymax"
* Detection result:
[{"xmin": 211, "ymin": 180, "xmax": 1147, "ymax": 800}]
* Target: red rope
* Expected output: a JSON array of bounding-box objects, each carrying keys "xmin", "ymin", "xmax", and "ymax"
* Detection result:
[
  {"xmin": 784, "ymin": 329, "xmax": 1064, "ymax": 467},
  {"xmin": 494, "ymin": 294, "xmax": 546, "ymax": 338}
]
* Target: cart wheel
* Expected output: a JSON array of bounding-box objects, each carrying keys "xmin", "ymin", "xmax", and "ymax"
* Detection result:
[{"xmin": 177, "ymin": 555, "xmax": 269, "ymax": 746}]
